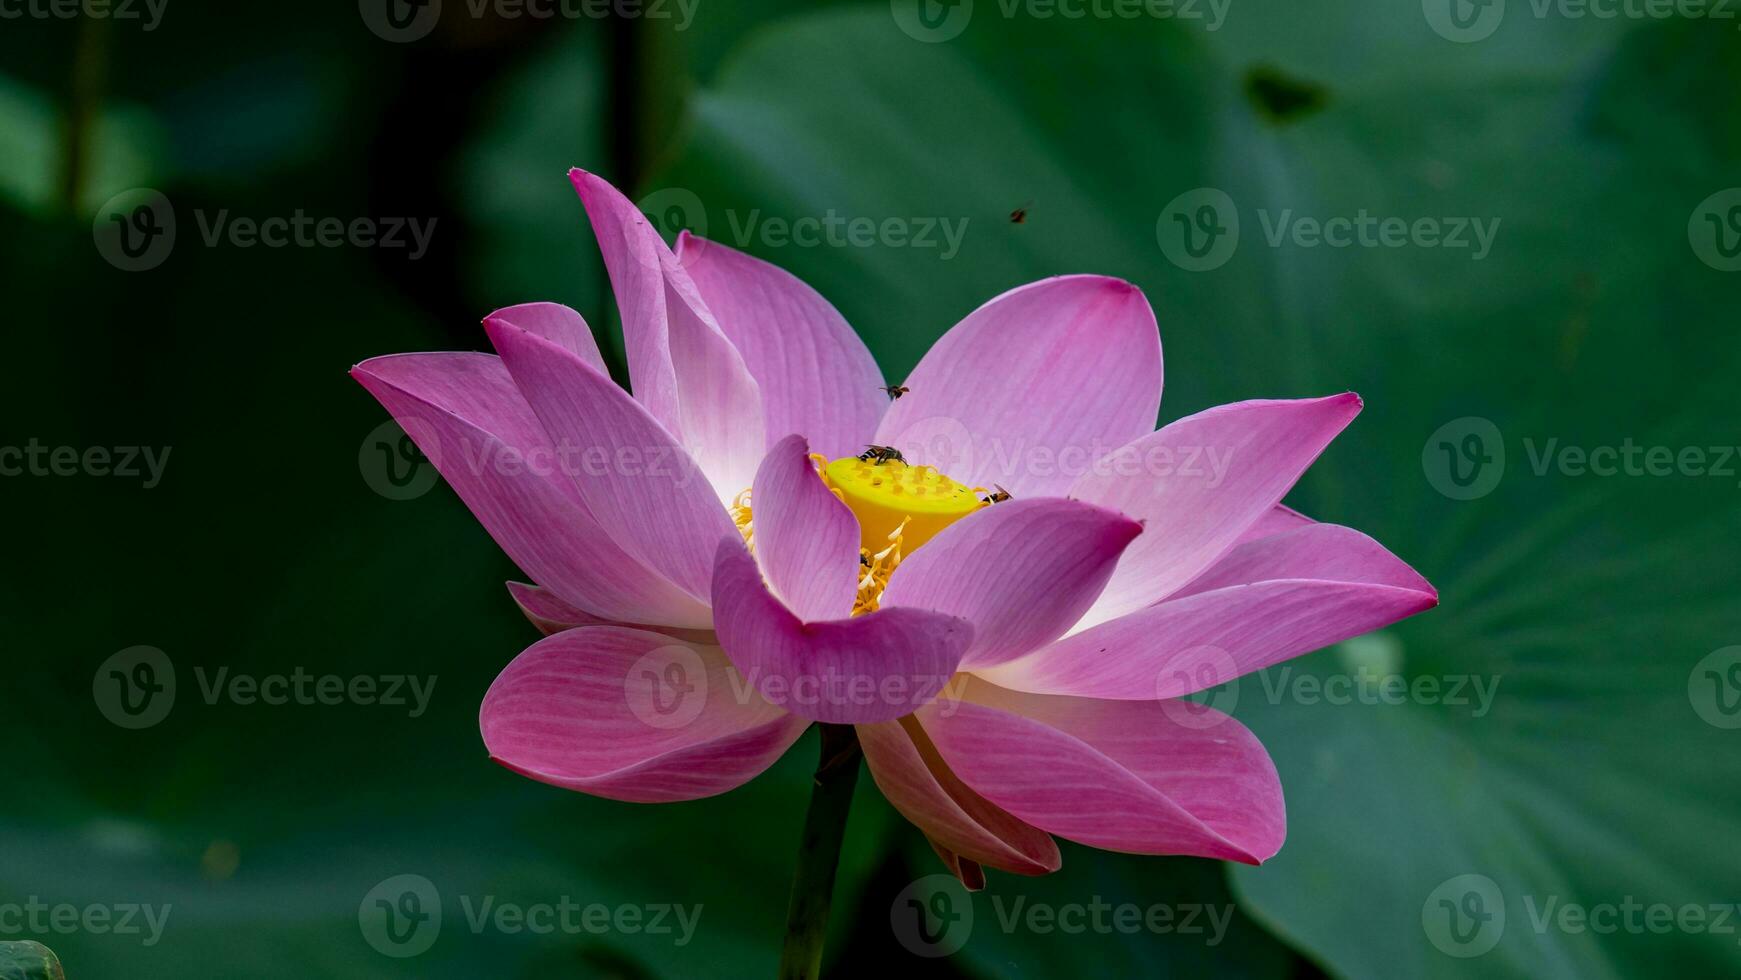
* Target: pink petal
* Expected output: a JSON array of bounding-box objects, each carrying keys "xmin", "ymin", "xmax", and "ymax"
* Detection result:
[
  {"xmin": 1172, "ymin": 523, "xmax": 1435, "ymax": 599},
  {"xmin": 1068, "ymin": 395, "xmax": 1363, "ymax": 631},
  {"xmin": 351, "ymin": 353, "xmax": 709, "ymax": 628},
  {"xmin": 569, "ymin": 169, "xmax": 683, "ymax": 433},
  {"xmin": 858, "ymin": 718, "xmax": 1059, "ymax": 876},
  {"xmin": 874, "ymin": 276, "xmax": 1163, "ymax": 498},
  {"xmin": 484, "ymin": 302, "xmax": 606, "ymax": 375},
  {"xmin": 505, "ymin": 582, "xmax": 717, "ymax": 644},
  {"xmin": 710, "ymin": 538, "xmax": 972, "ymax": 723},
  {"xmin": 750, "ymin": 435, "xmax": 861, "ymax": 621},
  {"xmin": 917, "ymin": 682, "xmax": 1284, "ymax": 863},
  {"xmin": 480, "ymin": 626, "xmax": 806, "ymax": 803},
  {"xmin": 979, "ymin": 526, "xmax": 1438, "ymax": 700},
  {"xmin": 1234, "ymin": 503, "xmax": 1315, "ymax": 546},
  {"xmin": 506, "ymin": 580, "xmax": 598, "ymax": 635},
  {"xmin": 485, "ymin": 320, "xmax": 737, "ymax": 601},
  {"xmin": 880, "ymin": 498, "xmax": 1142, "ymax": 670},
  {"xmin": 677, "ymin": 232, "xmax": 887, "ymax": 460},
  {"xmin": 662, "ymin": 270, "xmax": 767, "ymax": 499},
  {"xmin": 570, "ymin": 169, "xmax": 765, "ymax": 497}
]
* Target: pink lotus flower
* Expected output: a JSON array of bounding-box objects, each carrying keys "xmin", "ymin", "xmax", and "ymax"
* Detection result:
[{"xmin": 352, "ymin": 169, "xmax": 1436, "ymax": 886}]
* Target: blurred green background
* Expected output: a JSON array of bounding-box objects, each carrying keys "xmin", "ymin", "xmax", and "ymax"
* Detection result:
[{"xmin": 4, "ymin": 0, "xmax": 1740, "ymax": 976}]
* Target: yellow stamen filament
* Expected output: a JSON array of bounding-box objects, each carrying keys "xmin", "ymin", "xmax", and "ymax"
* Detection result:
[
  {"xmin": 729, "ymin": 488, "xmax": 754, "ymax": 548},
  {"xmin": 852, "ymin": 517, "xmax": 909, "ymax": 616}
]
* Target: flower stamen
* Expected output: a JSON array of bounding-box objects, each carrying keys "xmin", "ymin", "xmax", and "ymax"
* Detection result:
[
  {"xmin": 733, "ymin": 451, "xmax": 981, "ymax": 617},
  {"xmin": 730, "ymin": 488, "xmax": 754, "ymax": 548}
]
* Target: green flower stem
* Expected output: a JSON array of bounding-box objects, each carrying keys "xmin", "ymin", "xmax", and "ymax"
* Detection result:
[{"xmin": 777, "ymin": 723, "xmax": 862, "ymax": 980}]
